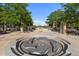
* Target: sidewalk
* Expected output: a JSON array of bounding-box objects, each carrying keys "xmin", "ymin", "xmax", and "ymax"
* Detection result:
[{"xmin": 0, "ymin": 30, "xmax": 79, "ymax": 56}]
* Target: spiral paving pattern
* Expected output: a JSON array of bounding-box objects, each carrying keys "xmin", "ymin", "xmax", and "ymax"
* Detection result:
[{"xmin": 10, "ymin": 37, "xmax": 71, "ymax": 56}]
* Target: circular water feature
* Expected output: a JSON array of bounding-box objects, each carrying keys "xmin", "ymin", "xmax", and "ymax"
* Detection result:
[{"xmin": 7, "ymin": 36, "xmax": 71, "ymax": 56}]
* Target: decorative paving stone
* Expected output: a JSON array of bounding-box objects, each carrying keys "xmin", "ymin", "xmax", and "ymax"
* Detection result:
[{"xmin": 7, "ymin": 36, "xmax": 71, "ymax": 56}]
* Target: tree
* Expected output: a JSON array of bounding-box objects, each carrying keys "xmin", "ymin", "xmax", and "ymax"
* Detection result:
[
  {"xmin": 61, "ymin": 3, "xmax": 79, "ymax": 33},
  {"xmin": 8, "ymin": 3, "xmax": 29, "ymax": 32},
  {"xmin": 46, "ymin": 9, "xmax": 64, "ymax": 33},
  {"xmin": 0, "ymin": 3, "xmax": 10, "ymax": 32},
  {"xmin": 0, "ymin": 3, "xmax": 33, "ymax": 33},
  {"xmin": 46, "ymin": 3, "xmax": 79, "ymax": 34}
]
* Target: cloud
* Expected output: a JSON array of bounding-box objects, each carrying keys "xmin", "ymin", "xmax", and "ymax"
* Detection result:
[{"xmin": 33, "ymin": 20, "xmax": 46, "ymax": 26}]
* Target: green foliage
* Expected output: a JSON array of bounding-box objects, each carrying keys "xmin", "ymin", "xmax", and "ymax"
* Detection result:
[
  {"xmin": 62, "ymin": 3, "xmax": 79, "ymax": 28},
  {"xmin": 46, "ymin": 9, "xmax": 64, "ymax": 27},
  {"xmin": 46, "ymin": 3, "xmax": 79, "ymax": 29},
  {"xmin": 0, "ymin": 3, "xmax": 33, "ymax": 28}
]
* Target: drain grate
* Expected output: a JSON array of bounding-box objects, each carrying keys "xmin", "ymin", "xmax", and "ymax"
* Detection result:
[{"xmin": 10, "ymin": 37, "xmax": 71, "ymax": 56}]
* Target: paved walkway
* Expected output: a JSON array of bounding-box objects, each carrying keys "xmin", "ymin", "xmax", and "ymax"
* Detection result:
[{"xmin": 0, "ymin": 28, "xmax": 79, "ymax": 56}]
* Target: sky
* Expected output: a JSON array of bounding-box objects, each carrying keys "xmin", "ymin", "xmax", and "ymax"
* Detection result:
[{"xmin": 27, "ymin": 3, "xmax": 62, "ymax": 26}]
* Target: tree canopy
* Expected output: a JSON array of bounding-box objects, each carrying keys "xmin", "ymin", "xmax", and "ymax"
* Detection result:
[
  {"xmin": 0, "ymin": 3, "xmax": 33, "ymax": 32},
  {"xmin": 46, "ymin": 3, "xmax": 79, "ymax": 33}
]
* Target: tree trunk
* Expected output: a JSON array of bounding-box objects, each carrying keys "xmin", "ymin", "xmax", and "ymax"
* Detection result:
[
  {"xmin": 60, "ymin": 21, "xmax": 67, "ymax": 34},
  {"xmin": 52, "ymin": 22, "xmax": 55, "ymax": 29},
  {"xmin": 51, "ymin": 22, "xmax": 56, "ymax": 31},
  {"xmin": 3, "ymin": 24, "xmax": 7, "ymax": 32},
  {"xmin": 60, "ymin": 21, "xmax": 63, "ymax": 33},
  {"xmin": 19, "ymin": 18, "xmax": 24, "ymax": 32},
  {"xmin": 20, "ymin": 26, "xmax": 24, "ymax": 32},
  {"xmin": 63, "ymin": 22, "xmax": 67, "ymax": 34}
]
